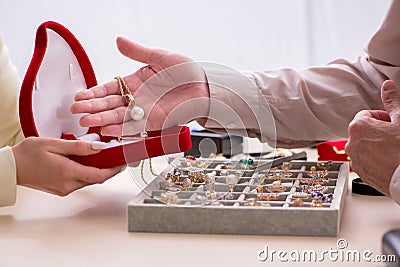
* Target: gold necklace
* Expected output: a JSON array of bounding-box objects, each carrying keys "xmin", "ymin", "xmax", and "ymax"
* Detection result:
[{"xmin": 140, "ymin": 159, "xmax": 158, "ymax": 185}]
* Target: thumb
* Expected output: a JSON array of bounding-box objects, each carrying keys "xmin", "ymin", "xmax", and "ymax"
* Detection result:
[
  {"xmin": 381, "ymin": 80, "xmax": 400, "ymax": 122},
  {"xmin": 116, "ymin": 36, "xmax": 165, "ymax": 65},
  {"xmin": 46, "ymin": 138, "xmax": 107, "ymax": 156}
]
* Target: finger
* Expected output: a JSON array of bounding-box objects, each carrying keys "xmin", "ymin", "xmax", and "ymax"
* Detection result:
[
  {"xmin": 74, "ymin": 81, "xmax": 120, "ymax": 101},
  {"xmin": 100, "ymin": 124, "xmax": 123, "ymax": 136},
  {"xmin": 73, "ymin": 165, "xmax": 123, "ymax": 184},
  {"xmin": 349, "ymin": 110, "xmax": 391, "ymax": 139},
  {"xmin": 368, "ymin": 110, "xmax": 391, "ymax": 122},
  {"xmin": 353, "ymin": 109, "xmax": 391, "ymax": 122},
  {"xmin": 45, "ymin": 138, "xmax": 106, "ymax": 155},
  {"xmin": 79, "ymin": 106, "xmax": 129, "ymax": 127},
  {"xmin": 99, "ymin": 104, "xmax": 171, "ymax": 136},
  {"xmin": 71, "ymin": 95, "xmax": 125, "ymax": 114},
  {"xmin": 381, "ymin": 80, "xmax": 400, "ymax": 122},
  {"xmin": 116, "ymin": 36, "xmax": 166, "ymax": 65},
  {"xmin": 100, "ymin": 117, "xmax": 149, "ymax": 136}
]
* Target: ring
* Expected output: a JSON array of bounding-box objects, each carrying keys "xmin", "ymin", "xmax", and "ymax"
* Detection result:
[
  {"xmin": 313, "ymin": 192, "xmax": 334, "ymax": 203},
  {"xmin": 114, "ymin": 76, "xmax": 145, "ymax": 121},
  {"xmin": 239, "ymin": 159, "xmax": 254, "ymax": 170},
  {"xmin": 160, "ymin": 191, "xmax": 179, "ymax": 205},
  {"xmin": 257, "ymin": 185, "xmax": 264, "ymax": 193},
  {"xmin": 292, "ymin": 192, "xmax": 309, "ymax": 199},
  {"xmin": 258, "ymin": 193, "xmax": 280, "ymax": 201},
  {"xmin": 244, "ymin": 198, "xmax": 261, "ymax": 206},
  {"xmin": 310, "ymin": 195, "xmax": 323, "ymax": 208},
  {"xmin": 308, "ymin": 184, "xmax": 329, "ymax": 194},
  {"xmin": 293, "ymin": 198, "xmax": 304, "ymax": 207},
  {"xmin": 208, "ymin": 201, "xmax": 224, "ymax": 206},
  {"xmin": 266, "ymin": 180, "xmax": 285, "ymax": 193},
  {"xmin": 166, "ymin": 172, "xmax": 181, "ymax": 183},
  {"xmin": 160, "ymin": 177, "xmax": 175, "ymax": 190},
  {"xmin": 317, "ymin": 160, "xmax": 333, "ymax": 171},
  {"xmin": 282, "ymin": 162, "xmax": 292, "ymax": 171},
  {"xmin": 188, "ymin": 169, "xmax": 205, "ymax": 183}
]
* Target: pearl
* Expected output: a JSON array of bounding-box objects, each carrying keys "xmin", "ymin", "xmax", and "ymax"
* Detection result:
[
  {"xmin": 130, "ymin": 106, "xmax": 144, "ymax": 121},
  {"xmin": 182, "ymin": 178, "xmax": 193, "ymax": 190}
]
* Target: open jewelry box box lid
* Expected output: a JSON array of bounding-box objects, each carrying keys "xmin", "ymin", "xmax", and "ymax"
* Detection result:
[{"xmin": 19, "ymin": 21, "xmax": 192, "ymax": 168}]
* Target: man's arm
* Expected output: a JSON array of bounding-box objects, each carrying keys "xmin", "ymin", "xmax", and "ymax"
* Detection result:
[
  {"xmin": 203, "ymin": 0, "xmax": 399, "ymax": 148},
  {"xmin": 345, "ymin": 80, "xmax": 400, "ymax": 201}
]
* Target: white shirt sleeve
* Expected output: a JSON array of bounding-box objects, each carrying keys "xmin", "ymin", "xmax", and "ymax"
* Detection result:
[
  {"xmin": 0, "ymin": 33, "xmax": 23, "ymax": 148},
  {"xmin": 200, "ymin": 1, "xmax": 400, "ymax": 149},
  {"xmin": 0, "ymin": 146, "xmax": 17, "ymax": 206}
]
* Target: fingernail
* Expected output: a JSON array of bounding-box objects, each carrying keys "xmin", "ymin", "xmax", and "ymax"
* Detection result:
[
  {"xmin": 92, "ymin": 141, "xmax": 107, "ymax": 150},
  {"xmin": 384, "ymin": 86, "xmax": 397, "ymax": 92},
  {"xmin": 384, "ymin": 81, "xmax": 397, "ymax": 92}
]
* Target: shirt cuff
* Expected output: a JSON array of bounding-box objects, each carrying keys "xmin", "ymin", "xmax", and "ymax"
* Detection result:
[
  {"xmin": 0, "ymin": 146, "xmax": 17, "ymax": 207},
  {"xmin": 200, "ymin": 62, "xmax": 275, "ymax": 142},
  {"xmin": 389, "ymin": 164, "xmax": 400, "ymax": 205}
]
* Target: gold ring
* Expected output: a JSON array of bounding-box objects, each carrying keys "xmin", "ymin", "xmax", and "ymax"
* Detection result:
[
  {"xmin": 258, "ymin": 193, "xmax": 280, "ymax": 201},
  {"xmin": 160, "ymin": 191, "xmax": 179, "ymax": 205},
  {"xmin": 266, "ymin": 180, "xmax": 285, "ymax": 193},
  {"xmin": 244, "ymin": 198, "xmax": 261, "ymax": 206},
  {"xmin": 292, "ymin": 192, "xmax": 309, "ymax": 199},
  {"xmin": 310, "ymin": 196, "xmax": 323, "ymax": 208}
]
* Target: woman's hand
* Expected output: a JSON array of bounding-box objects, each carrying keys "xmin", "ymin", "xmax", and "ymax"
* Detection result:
[{"xmin": 12, "ymin": 137, "xmax": 122, "ymax": 196}]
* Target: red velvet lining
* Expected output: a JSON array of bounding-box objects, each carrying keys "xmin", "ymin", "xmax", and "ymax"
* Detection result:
[{"xmin": 20, "ymin": 21, "xmax": 100, "ymax": 138}]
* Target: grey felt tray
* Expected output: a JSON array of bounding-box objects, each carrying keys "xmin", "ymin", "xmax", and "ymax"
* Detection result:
[{"xmin": 128, "ymin": 159, "xmax": 348, "ymax": 236}]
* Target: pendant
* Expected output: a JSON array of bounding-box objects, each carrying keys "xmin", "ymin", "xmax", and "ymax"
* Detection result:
[{"xmin": 130, "ymin": 106, "xmax": 145, "ymax": 121}]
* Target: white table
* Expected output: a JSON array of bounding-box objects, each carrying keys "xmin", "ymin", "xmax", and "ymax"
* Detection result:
[{"xmin": 1, "ymin": 151, "xmax": 399, "ymax": 267}]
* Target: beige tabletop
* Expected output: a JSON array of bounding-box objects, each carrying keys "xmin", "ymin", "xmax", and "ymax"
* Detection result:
[{"xmin": 1, "ymin": 152, "xmax": 400, "ymax": 267}]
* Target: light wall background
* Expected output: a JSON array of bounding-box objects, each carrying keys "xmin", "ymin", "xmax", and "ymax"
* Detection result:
[{"xmin": 0, "ymin": 0, "xmax": 392, "ymax": 152}]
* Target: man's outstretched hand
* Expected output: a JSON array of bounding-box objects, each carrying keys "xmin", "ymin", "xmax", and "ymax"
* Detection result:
[{"xmin": 71, "ymin": 37, "xmax": 210, "ymax": 136}]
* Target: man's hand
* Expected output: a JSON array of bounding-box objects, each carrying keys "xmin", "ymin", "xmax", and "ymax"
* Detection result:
[
  {"xmin": 70, "ymin": 37, "xmax": 210, "ymax": 136},
  {"xmin": 345, "ymin": 80, "xmax": 400, "ymax": 196},
  {"xmin": 12, "ymin": 137, "xmax": 122, "ymax": 196}
]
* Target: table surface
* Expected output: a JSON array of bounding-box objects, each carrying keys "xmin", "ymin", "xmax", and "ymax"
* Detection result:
[{"xmin": 1, "ymin": 150, "xmax": 400, "ymax": 267}]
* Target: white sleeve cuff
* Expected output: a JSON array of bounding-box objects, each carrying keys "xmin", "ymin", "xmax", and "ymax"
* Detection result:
[
  {"xmin": 200, "ymin": 62, "xmax": 275, "ymax": 142},
  {"xmin": 389, "ymin": 164, "xmax": 400, "ymax": 205},
  {"xmin": 0, "ymin": 146, "xmax": 17, "ymax": 207}
]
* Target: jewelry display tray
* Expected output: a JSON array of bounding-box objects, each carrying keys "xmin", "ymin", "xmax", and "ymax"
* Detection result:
[{"xmin": 128, "ymin": 159, "xmax": 348, "ymax": 237}]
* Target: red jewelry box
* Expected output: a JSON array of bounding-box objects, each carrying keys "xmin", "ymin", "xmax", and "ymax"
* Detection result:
[
  {"xmin": 19, "ymin": 21, "xmax": 192, "ymax": 168},
  {"xmin": 316, "ymin": 140, "xmax": 349, "ymax": 162}
]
